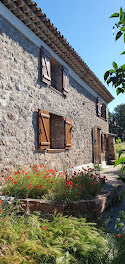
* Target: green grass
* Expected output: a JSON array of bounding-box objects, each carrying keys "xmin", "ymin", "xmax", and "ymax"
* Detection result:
[
  {"xmin": 115, "ymin": 142, "xmax": 125, "ymax": 158},
  {"xmin": 0, "ymin": 208, "xmax": 114, "ymax": 264}
]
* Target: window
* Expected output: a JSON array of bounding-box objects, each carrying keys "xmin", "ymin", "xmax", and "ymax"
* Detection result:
[
  {"xmin": 40, "ymin": 46, "xmax": 69, "ymax": 94},
  {"xmin": 96, "ymin": 98, "xmax": 108, "ymax": 120},
  {"xmin": 38, "ymin": 109, "xmax": 71, "ymax": 150}
]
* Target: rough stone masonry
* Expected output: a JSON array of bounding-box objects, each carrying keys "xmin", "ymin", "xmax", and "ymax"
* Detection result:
[{"xmin": 0, "ymin": 16, "xmax": 109, "ymax": 176}]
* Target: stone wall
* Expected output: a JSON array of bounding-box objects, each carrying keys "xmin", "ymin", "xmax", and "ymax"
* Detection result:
[{"xmin": 0, "ymin": 16, "xmax": 109, "ymax": 175}]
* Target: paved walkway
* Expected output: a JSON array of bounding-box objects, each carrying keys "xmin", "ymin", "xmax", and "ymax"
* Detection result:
[{"xmin": 100, "ymin": 165, "xmax": 125, "ymax": 233}]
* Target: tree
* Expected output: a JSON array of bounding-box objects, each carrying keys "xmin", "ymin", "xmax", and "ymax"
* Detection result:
[
  {"xmin": 104, "ymin": 7, "xmax": 125, "ymax": 95},
  {"xmin": 109, "ymin": 103, "xmax": 125, "ymax": 140}
]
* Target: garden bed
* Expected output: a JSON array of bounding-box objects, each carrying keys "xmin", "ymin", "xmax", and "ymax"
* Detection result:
[{"xmin": 1, "ymin": 164, "xmax": 122, "ymax": 219}]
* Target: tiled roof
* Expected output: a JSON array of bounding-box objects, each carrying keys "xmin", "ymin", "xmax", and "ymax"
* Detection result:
[{"xmin": 1, "ymin": 0, "xmax": 114, "ymax": 103}]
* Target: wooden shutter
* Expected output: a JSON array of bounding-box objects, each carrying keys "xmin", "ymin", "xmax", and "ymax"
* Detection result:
[
  {"xmin": 62, "ymin": 66, "xmax": 69, "ymax": 94},
  {"xmin": 65, "ymin": 118, "xmax": 71, "ymax": 149},
  {"xmin": 38, "ymin": 109, "xmax": 50, "ymax": 149},
  {"xmin": 101, "ymin": 104, "xmax": 106, "ymax": 119},
  {"xmin": 93, "ymin": 127, "xmax": 101, "ymax": 164},
  {"xmin": 96, "ymin": 97, "xmax": 99, "ymax": 116},
  {"xmin": 106, "ymin": 107, "xmax": 109, "ymax": 120},
  {"xmin": 40, "ymin": 47, "xmax": 51, "ymax": 85},
  {"xmin": 101, "ymin": 133, "xmax": 105, "ymax": 152}
]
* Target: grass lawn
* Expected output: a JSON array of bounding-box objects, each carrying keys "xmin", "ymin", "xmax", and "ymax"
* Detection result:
[{"xmin": 115, "ymin": 142, "xmax": 125, "ymax": 158}]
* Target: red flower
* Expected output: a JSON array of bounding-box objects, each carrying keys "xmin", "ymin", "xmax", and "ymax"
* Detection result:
[
  {"xmin": 21, "ymin": 186, "xmax": 23, "ymax": 189},
  {"xmin": 83, "ymin": 185, "xmax": 86, "ymax": 188},
  {"xmin": 91, "ymin": 182, "xmax": 93, "ymax": 185},
  {"xmin": 0, "ymin": 200, "xmax": 2, "ymax": 204},
  {"xmin": 14, "ymin": 181, "xmax": 17, "ymax": 184},
  {"xmin": 22, "ymin": 171, "xmax": 24, "ymax": 173},
  {"xmin": 28, "ymin": 188, "xmax": 30, "ymax": 191},
  {"xmin": 0, "ymin": 209, "xmax": 2, "ymax": 213},
  {"xmin": 51, "ymin": 181, "xmax": 53, "ymax": 184},
  {"xmin": 27, "ymin": 185, "xmax": 29, "ymax": 188},
  {"xmin": 25, "ymin": 173, "xmax": 28, "ymax": 175},
  {"xmin": 47, "ymin": 187, "xmax": 49, "ymax": 190},
  {"xmin": 75, "ymin": 184, "xmax": 78, "ymax": 187},
  {"xmin": 70, "ymin": 185, "xmax": 73, "ymax": 188},
  {"xmin": 42, "ymin": 226, "xmax": 47, "ymax": 230},
  {"xmin": 37, "ymin": 186, "xmax": 39, "ymax": 189},
  {"xmin": 27, "ymin": 176, "xmax": 30, "ymax": 179},
  {"xmin": 14, "ymin": 172, "xmax": 17, "ymax": 175},
  {"xmin": 30, "ymin": 183, "xmax": 32, "ymax": 187},
  {"xmin": 4, "ymin": 191, "xmax": 7, "ymax": 194},
  {"xmin": 117, "ymin": 233, "xmax": 121, "ymax": 238},
  {"xmin": 74, "ymin": 171, "xmax": 76, "ymax": 175},
  {"xmin": 40, "ymin": 185, "xmax": 42, "ymax": 188}
]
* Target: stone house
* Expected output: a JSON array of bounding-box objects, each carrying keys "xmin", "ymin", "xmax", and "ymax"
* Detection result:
[{"xmin": 0, "ymin": 0, "xmax": 116, "ymax": 176}]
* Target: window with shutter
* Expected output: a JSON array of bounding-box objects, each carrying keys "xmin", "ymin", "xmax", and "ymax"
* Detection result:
[
  {"xmin": 62, "ymin": 66, "xmax": 69, "ymax": 94},
  {"xmin": 38, "ymin": 109, "xmax": 50, "ymax": 149},
  {"xmin": 65, "ymin": 118, "xmax": 71, "ymax": 150},
  {"xmin": 40, "ymin": 46, "xmax": 51, "ymax": 85},
  {"xmin": 38, "ymin": 110, "xmax": 71, "ymax": 151}
]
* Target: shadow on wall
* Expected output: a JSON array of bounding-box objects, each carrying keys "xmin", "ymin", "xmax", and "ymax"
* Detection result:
[{"xmin": 32, "ymin": 111, "xmax": 38, "ymax": 151}]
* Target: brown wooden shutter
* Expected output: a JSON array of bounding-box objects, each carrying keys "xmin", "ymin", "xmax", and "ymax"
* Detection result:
[
  {"xmin": 101, "ymin": 133, "xmax": 105, "ymax": 152},
  {"xmin": 40, "ymin": 47, "xmax": 51, "ymax": 85},
  {"xmin": 62, "ymin": 66, "xmax": 69, "ymax": 94},
  {"xmin": 93, "ymin": 127, "xmax": 101, "ymax": 164},
  {"xmin": 65, "ymin": 118, "xmax": 71, "ymax": 149},
  {"xmin": 38, "ymin": 109, "xmax": 50, "ymax": 149}
]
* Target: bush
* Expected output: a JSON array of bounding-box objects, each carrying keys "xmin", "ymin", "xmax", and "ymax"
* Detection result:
[
  {"xmin": 0, "ymin": 206, "xmax": 114, "ymax": 264},
  {"xmin": 94, "ymin": 164, "xmax": 104, "ymax": 171},
  {"xmin": 116, "ymin": 137, "xmax": 122, "ymax": 144},
  {"xmin": 2, "ymin": 165, "xmax": 106, "ymax": 203}
]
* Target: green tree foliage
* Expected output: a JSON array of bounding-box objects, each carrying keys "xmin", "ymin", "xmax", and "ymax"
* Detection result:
[
  {"xmin": 104, "ymin": 7, "xmax": 125, "ymax": 95},
  {"xmin": 109, "ymin": 103, "xmax": 125, "ymax": 140}
]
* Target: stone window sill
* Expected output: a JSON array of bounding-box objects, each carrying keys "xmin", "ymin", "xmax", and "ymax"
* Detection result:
[{"xmin": 35, "ymin": 149, "xmax": 68, "ymax": 154}]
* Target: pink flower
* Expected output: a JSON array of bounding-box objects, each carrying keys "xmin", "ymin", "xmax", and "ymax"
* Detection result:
[{"xmin": 83, "ymin": 185, "xmax": 86, "ymax": 188}]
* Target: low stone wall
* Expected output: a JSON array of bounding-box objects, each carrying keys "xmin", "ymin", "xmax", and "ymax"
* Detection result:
[{"xmin": 19, "ymin": 186, "xmax": 119, "ymax": 219}]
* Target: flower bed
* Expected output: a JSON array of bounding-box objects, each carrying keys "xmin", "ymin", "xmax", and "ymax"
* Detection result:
[{"xmin": 1, "ymin": 165, "xmax": 106, "ymax": 204}]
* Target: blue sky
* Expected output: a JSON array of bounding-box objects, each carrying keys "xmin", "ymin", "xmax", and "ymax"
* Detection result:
[{"xmin": 36, "ymin": 0, "xmax": 125, "ymax": 112}]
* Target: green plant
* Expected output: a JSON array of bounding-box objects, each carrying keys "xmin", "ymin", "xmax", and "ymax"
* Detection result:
[
  {"xmin": 2, "ymin": 166, "xmax": 105, "ymax": 203},
  {"xmin": 116, "ymin": 137, "xmax": 122, "ymax": 144},
  {"xmin": 94, "ymin": 164, "xmax": 104, "ymax": 171},
  {"xmin": 104, "ymin": 7, "xmax": 125, "ymax": 95},
  {"xmin": 0, "ymin": 201, "xmax": 114, "ymax": 264},
  {"xmin": 114, "ymin": 152, "xmax": 125, "ymax": 183}
]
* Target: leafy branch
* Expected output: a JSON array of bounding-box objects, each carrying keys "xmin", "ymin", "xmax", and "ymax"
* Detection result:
[{"xmin": 104, "ymin": 7, "xmax": 125, "ymax": 95}]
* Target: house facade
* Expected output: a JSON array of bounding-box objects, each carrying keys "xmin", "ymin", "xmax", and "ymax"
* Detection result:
[{"xmin": 0, "ymin": 0, "xmax": 116, "ymax": 176}]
